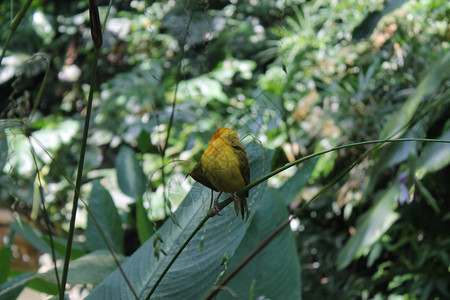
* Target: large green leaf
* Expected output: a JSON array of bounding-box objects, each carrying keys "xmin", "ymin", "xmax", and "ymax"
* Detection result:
[
  {"xmin": 8, "ymin": 220, "xmax": 60, "ymax": 258},
  {"xmin": 85, "ymin": 181, "xmax": 124, "ymax": 254},
  {"xmin": 87, "ymin": 143, "xmax": 273, "ymax": 299},
  {"xmin": 27, "ymin": 277, "xmax": 58, "ymax": 295},
  {"xmin": 41, "ymin": 250, "xmax": 126, "ymax": 286},
  {"xmin": 136, "ymin": 195, "xmax": 155, "ymax": 244},
  {"xmin": 116, "ymin": 145, "xmax": 146, "ymax": 198},
  {"xmin": 337, "ymin": 184, "xmax": 401, "ymax": 270},
  {"xmin": 380, "ymin": 52, "xmax": 450, "ymax": 140},
  {"xmin": 0, "ymin": 272, "xmax": 36, "ymax": 300},
  {"xmin": 8, "ymin": 220, "xmax": 84, "ymax": 260},
  {"xmin": 216, "ymin": 187, "xmax": 301, "ymax": 300},
  {"xmin": 416, "ymin": 125, "xmax": 450, "ymax": 179},
  {"xmin": 0, "ymin": 246, "xmax": 12, "ymax": 283},
  {"xmin": 0, "ymin": 251, "xmax": 126, "ymax": 299}
]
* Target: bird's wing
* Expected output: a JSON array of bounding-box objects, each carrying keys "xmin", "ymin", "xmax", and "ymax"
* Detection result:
[
  {"xmin": 188, "ymin": 162, "xmax": 217, "ymax": 191},
  {"xmin": 231, "ymin": 143, "xmax": 250, "ymax": 197}
]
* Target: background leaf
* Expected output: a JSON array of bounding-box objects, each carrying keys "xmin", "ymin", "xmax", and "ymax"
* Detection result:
[
  {"xmin": 85, "ymin": 180, "xmax": 124, "ymax": 254},
  {"xmin": 8, "ymin": 220, "xmax": 60, "ymax": 258},
  {"xmin": 8, "ymin": 220, "xmax": 84, "ymax": 260},
  {"xmin": 26, "ymin": 278, "xmax": 58, "ymax": 296},
  {"xmin": 116, "ymin": 146, "xmax": 146, "ymax": 198},
  {"xmin": 416, "ymin": 125, "xmax": 450, "ymax": 178},
  {"xmin": 0, "ymin": 272, "xmax": 36, "ymax": 300},
  {"xmin": 40, "ymin": 250, "xmax": 126, "ymax": 286},
  {"xmin": 136, "ymin": 196, "xmax": 155, "ymax": 244},
  {"xmin": 0, "ymin": 246, "xmax": 12, "ymax": 283}
]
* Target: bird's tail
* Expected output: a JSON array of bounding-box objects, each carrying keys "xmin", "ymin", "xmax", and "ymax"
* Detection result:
[{"xmin": 233, "ymin": 196, "xmax": 248, "ymax": 220}]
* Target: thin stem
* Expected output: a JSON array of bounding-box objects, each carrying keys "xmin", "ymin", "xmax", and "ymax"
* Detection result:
[
  {"xmin": 0, "ymin": 0, "xmax": 33, "ymax": 65},
  {"xmin": 28, "ymin": 138, "xmax": 61, "ymax": 291},
  {"xmin": 159, "ymin": 9, "xmax": 194, "ymax": 218},
  {"xmin": 59, "ymin": 47, "xmax": 100, "ymax": 299},
  {"xmin": 30, "ymin": 54, "xmax": 51, "ymax": 119},
  {"xmin": 59, "ymin": 0, "xmax": 113, "ymax": 295}
]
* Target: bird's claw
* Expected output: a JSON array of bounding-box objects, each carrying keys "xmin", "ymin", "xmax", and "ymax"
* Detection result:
[
  {"xmin": 213, "ymin": 201, "xmax": 222, "ymax": 216},
  {"xmin": 231, "ymin": 192, "xmax": 239, "ymax": 201}
]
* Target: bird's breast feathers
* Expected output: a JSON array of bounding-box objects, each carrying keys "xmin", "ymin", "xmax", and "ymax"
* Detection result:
[{"xmin": 200, "ymin": 138, "xmax": 246, "ymax": 193}]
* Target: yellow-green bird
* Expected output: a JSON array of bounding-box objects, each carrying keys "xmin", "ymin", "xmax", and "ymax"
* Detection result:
[{"xmin": 189, "ymin": 128, "xmax": 250, "ymax": 219}]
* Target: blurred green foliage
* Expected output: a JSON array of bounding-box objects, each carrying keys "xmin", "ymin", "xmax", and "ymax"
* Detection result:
[{"xmin": 1, "ymin": 0, "xmax": 449, "ymax": 299}]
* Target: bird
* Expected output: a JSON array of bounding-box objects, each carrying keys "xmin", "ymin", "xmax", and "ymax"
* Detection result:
[{"xmin": 188, "ymin": 128, "xmax": 250, "ymax": 219}]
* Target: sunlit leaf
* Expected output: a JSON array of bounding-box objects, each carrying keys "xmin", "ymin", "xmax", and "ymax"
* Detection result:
[
  {"xmin": 416, "ymin": 125, "xmax": 450, "ymax": 179},
  {"xmin": 31, "ymin": 119, "xmax": 79, "ymax": 163},
  {"xmin": 175, "ymin": 77, "xmax": 228, "ymax": 104}
]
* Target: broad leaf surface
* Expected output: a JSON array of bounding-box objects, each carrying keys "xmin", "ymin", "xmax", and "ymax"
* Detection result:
[
  {"xmin": 116, "ymin": 146, "xmax": 146, "ymax": 198},
  {"xmin": 88, "ymin": 143, "xmax": 273, "ymax": 299},
  {"xmin": 216, "ymin": 187, "xmax": 301, "ymax": 300},
  {"xmin": 416, "ymin": 126, "xmax": 450, "ymax": 178},
  {"xmin": 136, "ymin": 195, "xmax": 155, "ymax": 244},
  {"xmin": 41, "ymin": 250, "xmax": 126, "ymax": 286},
  {"xmin": 85, "ymin": 181, "xmax": 124, "ymax": 254},
  {"xmin": 0, "ymin": 272, "xmax": 35, "ymax": 300}
]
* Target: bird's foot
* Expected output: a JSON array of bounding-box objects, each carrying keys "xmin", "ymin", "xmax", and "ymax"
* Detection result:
[
  {"xmin": 213, "ymin": 200, "xmax": 222, "ymax": 216},
  {"xmin": 231, "ymin": 192, "xmax": 239, "ymax": 201}
]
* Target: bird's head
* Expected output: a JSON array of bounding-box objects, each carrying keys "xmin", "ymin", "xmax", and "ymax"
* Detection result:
[{"xmin": 211, "ymin": 128, "xmax": 239, "ymax": 143}]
